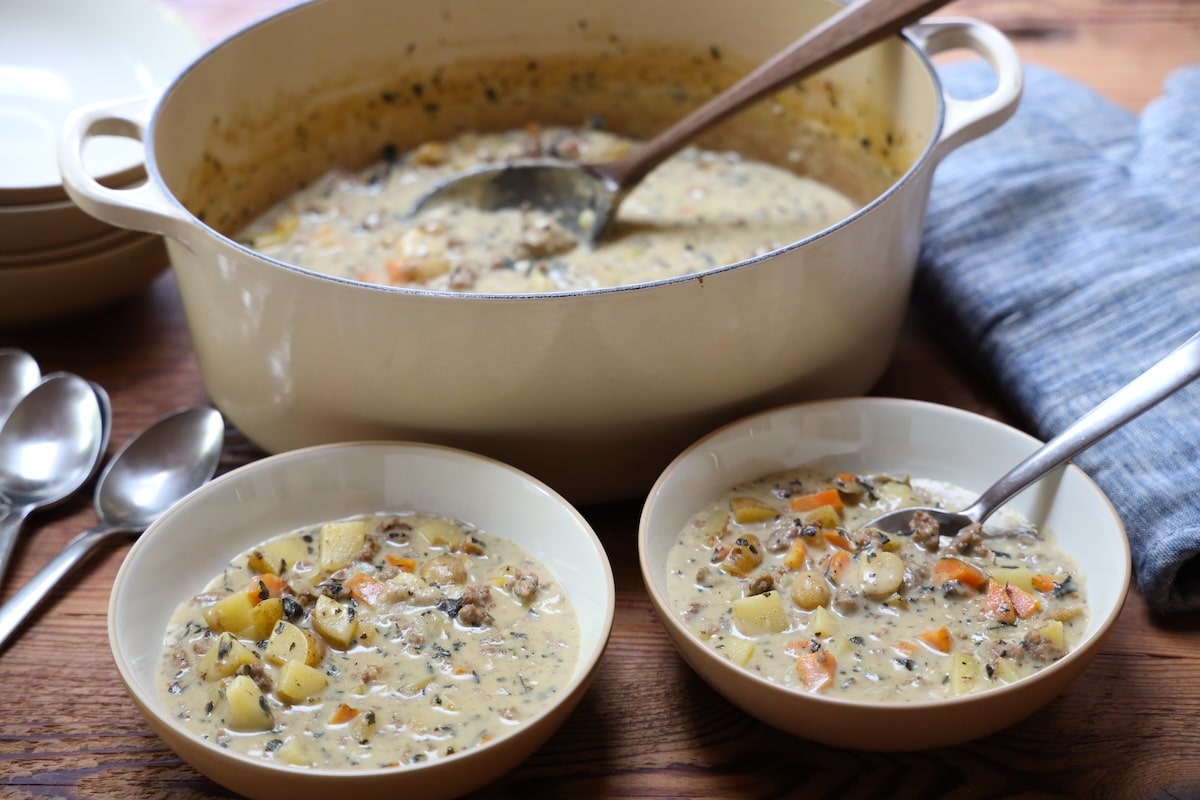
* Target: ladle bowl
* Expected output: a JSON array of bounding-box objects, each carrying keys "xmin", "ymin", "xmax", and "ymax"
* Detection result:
[{"xmin": 411, "ymin": 0, "xmax": 955, "ymax": 243}]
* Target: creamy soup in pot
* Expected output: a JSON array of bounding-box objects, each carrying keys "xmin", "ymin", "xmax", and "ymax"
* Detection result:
[
  {"xmin": 158, "ymin": 511, "xmax": 579, "ymax": 769},
  {"xmin": 665, "ymin": 469, "xmax": 1087, "ymax": 702},
  {"xmin": 236, "ymin": 124, "xmax": 860, "ymax": 293}
]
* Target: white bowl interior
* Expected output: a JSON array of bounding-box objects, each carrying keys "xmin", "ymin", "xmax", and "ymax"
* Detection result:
[
  {"xmin": 0, "ymin": 0, "xmax": 202, "ymax": 201},
  {"xmin": 639, "ymin": 397, "xmax": 1130, "ymax": 745},
  {"xmin": 111, "ymin": 441, "xmax": 614, "ymax": 771}
]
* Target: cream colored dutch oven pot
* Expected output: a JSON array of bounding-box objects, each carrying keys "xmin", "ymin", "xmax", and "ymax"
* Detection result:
[{"xmin": 59, "ymin": 0, "xmax": 1020, "ymax": 504}]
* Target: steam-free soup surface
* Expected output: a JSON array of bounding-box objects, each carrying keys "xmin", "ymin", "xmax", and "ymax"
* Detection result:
[
  {"xmin": 665, "ymin": 469, "xmax": 1087, "ymax": 702},
  {"xmin": 237, "ymin": 125, "xmax": 860, "ymax": 293},
  {"xmin": 159, "ymin": 511, "xmax": 578, "ymax": 769}
]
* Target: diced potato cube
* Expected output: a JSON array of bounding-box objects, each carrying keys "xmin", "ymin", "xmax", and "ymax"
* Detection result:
[
  {"xmin": 398, "ymin": 674, "xmax": 436, "ymax": 696},
  {"xmin": 352, "ymin": 710, "xmax": 378, "ymax": 744},
  {"xmin": 274, "ymin": 735, "xmax": 313, "ymax": 767},
  {"xmin": 730, "ymin": 496, "xmax": 777, "ymax": 524},
  {"xmin": 1038, "ymin": 618, "xmax": 1066, "ymax": 649},
  {"xmin": 1047, "ymin": 604, "xmax": 1085, "ymax": 623},
  {"xmin": 732, "ymin": 591, "xmax": 788, "ymax": 636},
  {"xmin": 991, "ymin": 565, "xmax": 1036, "ymax": 593},
  {"xmin": 801, "ymin": 504, "xmax": 841, "ymax": 529},
  {"xmin": 203, "ymin": 591, "xmax": 255, "ymax": 636},
  {"xmin": 875, "ymin": 480, "xmax": 913, "ymax": 505},
  {"xmin": 789, "ymin": 569, "xmax": 830, "ymax": 610},
  {"xmin": 312, "ymin": 594, "xmax": 358, "ymax": 649},
  {"xmin": 195, "ymin": 632, "xmax": 261, "ymax": 681},
  {"xmin": 715, "ymin": 636, "xmax": 755, "ymax": 666},
  {"xmin": 225, "ymin": 674, "xmax": 274, "ymax": 731},
  {"xmin": 414, "ymin": 517, "xmax": 465, "ymax": 549},
  {"xmin": 248, "ymin": 536, "xmax": 312, "ymax": 575},
  {"xmin": 806, "ymin": 605, "xmax": 839, "ymax": 639},
  {"xmin": 276, "ymin": 660, "xmax": 328, "ymax": 703},
  {"xmin": 265, "ymin": 620, "xmax": 324, "ymax": 667},
  {"xmin": 387, "ymin": 571, "xmax": 441, "ymax": 605},
  {"xmin": 241, "ymin": 597, "xmax": 284, "ymax": 641},
  {"xmin": 991, "ymin": 657, "xmax": 1021, "ymax": 684},
  {"xmin": 320, "ymin": 520, "xmax": 368, "ymax": 572},
  {"xmin": 720, "ymin": 534, "xmax": 764, "ymax": 577},
  {"xmin": 949, "ymin": 653, "xmax": 981, "ymax": 695}
]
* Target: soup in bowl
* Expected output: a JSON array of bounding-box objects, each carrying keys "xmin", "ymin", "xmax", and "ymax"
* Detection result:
[{"xmin": 639, "ymin": 398, "xmax": 1129, "ymax": 750}]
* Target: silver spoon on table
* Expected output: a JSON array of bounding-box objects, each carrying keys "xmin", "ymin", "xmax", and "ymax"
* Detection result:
[
  {"xmin": 0, "ymin": 349, "xmax": 41, "ymax": 425},
  {"xmin": 0, "ymin": 406, "xmax": 224, "ymax": 651},
  {"xmin": 409, "ymin": 0, "xmax": 954, "ymax": 245},
  {"xmin": 863, "ymin": 330, "xmax": 1200, "ymax": 539},
  {"xmin": 0, "ymin": 373, "xmax": 109, "ymax": 587}
]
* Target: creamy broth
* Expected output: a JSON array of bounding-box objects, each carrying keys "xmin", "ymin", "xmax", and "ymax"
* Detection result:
[
  {"xmin": 158, "ymin": 512, "xmax": 578, "ymax": 769},
  {"xmin": 237, "ymin": 125, "xmax": 859, "ymax": 293},
  {"xmin": 665, "ymin": 469, "xmax": 1088, "ymax": 702}
]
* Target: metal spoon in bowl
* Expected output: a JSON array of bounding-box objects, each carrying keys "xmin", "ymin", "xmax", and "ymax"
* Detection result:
[
  {"xmin": 0, "ymin": 349, "xmax": 41, "ymax": 425},
  {"xmin": 0, "ymin": 406, "xmax": 224, "ymax": 651},
  {"xmin": 409, "ymin": 0, "xmax": 954, "ymax": 245},
  {"xmin": 863, "ymin": 330, "xmax": 1200, "ymax": 540},
  {"xmin": 0, "ymin": 373, "xmax": 109, "ymax": 587}
]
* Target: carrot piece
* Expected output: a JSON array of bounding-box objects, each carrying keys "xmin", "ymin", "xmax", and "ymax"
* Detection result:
[
  {"xmin": 1007, "ymin": 583, "xmax": 1041, "ymax": 619},
  {"xmin": 822, "ymin": 529, "xmax": 855, "ymax": 551},
  {"xmin": 788, "ymin": 488, "xmax": 844, "ymax": 514},
  {"xmin": 932, "ymin": 558, "xmax": 988, "ymax": 592},
  {"xmin": 385, "ymin": 259, "xmax": 415, "ymax": 284},
  {"xmin": 827, "ymin": 549, "xmax": 853, "ymax": 585},
  {"xmin": 917, "ymin": 625, "xmax": 952, "ymax": 654},
  {"xmin": 330, "ymin": 703, "xmax": 360, "ymax": 724},
  {"xmin": 782, "ymin": 539, "xmax": 807, "ymax": 570},
  {"xmin": 1031, "ymin": 574, "xmax": 1057, "ymax": 593},
  {"xmin": 385, "ymin": 554, "xmax": 418, "ymax": 573},
  {"xmin": 246, "ymin": 573, "xmax": 286, "ymax": 604},
  {"xmin": 984, "ymin": 579, "xmax": 1017, "ymax": 623},
  {"xmin": 894, "ymin": 639, "xmax": 918, "ymax": 657},
  {"xmin": 345, "ymin": 572, "xmax": 388, "ymax": 606},
  {"xmin": 793, "ymin": 640, "xmax": 838, "ymax": 692}
]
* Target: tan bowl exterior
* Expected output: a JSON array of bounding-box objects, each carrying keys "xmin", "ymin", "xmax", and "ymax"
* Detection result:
[
  {"xmin": 61, "ymin": 0, "xmax": 1021, "ymax": 503},
  {"xmin": 0, "ymin": 195, "xmax": 120, "ymax": 255},
  {"xmin": 639, "ymin": 398, "xmax": 1131, "ymax": 751},
  {"xmin": 0, "ymin": 233, "xmax": 167, "ymax": 329},
  {"xmin": 109, "ymin": 441, "xmax": 615, "ymax": 799}
]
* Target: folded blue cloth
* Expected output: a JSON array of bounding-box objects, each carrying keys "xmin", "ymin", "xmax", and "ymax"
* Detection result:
[{"xmin": 917, "ymin": 62, "xmax": 1200, "ymax": 615}]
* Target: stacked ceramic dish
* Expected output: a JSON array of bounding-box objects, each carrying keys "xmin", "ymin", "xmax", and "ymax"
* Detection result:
[{"xmin": 0, "ymin": 0, "xmax": 203, "ymax": 328}]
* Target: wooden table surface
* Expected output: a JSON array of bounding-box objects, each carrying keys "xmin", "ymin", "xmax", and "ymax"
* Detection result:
[{"xmin": 4, "ymin": 1, "xmax": 1199, "ymax": 797}]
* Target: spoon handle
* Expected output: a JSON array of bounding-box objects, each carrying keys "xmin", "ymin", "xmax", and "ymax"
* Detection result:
[
  {"xmin": 0, "ymin": 505, "xmax": 33, "ymax": 588},
  {"xmin": 594, "ymin": 0, "xmax": 953, "ymax": 191},
  {"xmin": 0, "ymin": 523, "xmax": 121, "ymax": 652},
  {"xmin": 962, "ymin": 330, "xmax": 1200, "ymax": 525}
]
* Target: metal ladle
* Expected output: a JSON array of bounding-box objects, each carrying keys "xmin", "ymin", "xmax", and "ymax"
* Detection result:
[
  {"xmin": 0, "ymin": 373, "xmax": 109, "ymax": 587},
  {"xmin": 409, "ymin": 0, "xmax": 953, "ymax": 245},
  {"xmin": 0, "ymin": 406, "xmax": 224, "ymax": 651},
  {"xmin": 863, "ymin": 330, "xmax": 1200, "ymax": 539}
]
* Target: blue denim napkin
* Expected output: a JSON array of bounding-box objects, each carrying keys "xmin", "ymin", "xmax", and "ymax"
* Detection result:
[{"xmin": 916, "ymin": 62, "xmax": 1200, "ymax": 615}]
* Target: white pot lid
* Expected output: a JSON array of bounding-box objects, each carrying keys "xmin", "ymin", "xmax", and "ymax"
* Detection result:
[{"xmin": 0, "ymin": 0, "xmax": 203, "ymax": 205}]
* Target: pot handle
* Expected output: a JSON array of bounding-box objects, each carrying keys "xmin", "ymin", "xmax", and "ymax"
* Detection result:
[
  {"xmin": 905, "ymin": 18, "xmax": 1023, "ymax": 160},
  {"xmin": 58, "ymin": 94, "xmax": 197, "ymax": 245}
]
